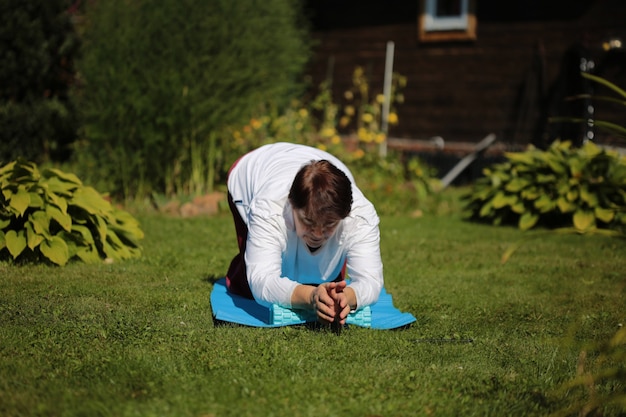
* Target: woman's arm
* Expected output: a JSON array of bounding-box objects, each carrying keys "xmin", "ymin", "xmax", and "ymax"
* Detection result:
[
  {"xmin": 245, "ymin": 208, "xmax": 298, "ymax": 306},
  {"xmin": 344, "ymin": 218, "xmax": 384, "ymax": 308}
]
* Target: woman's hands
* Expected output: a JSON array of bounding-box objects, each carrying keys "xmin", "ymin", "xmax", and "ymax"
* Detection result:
[
  {"xmin": 310, "ymin": 281, "xmax": 356, "ymax": 325},
  {"xmin": 291, "ymin": 282, "xmax": 357, "ymax": 325}
]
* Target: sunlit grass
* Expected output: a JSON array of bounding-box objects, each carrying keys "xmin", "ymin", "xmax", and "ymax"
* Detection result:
[{"xmin": 1, "ymin": 204, "xmax": 624, "ymax": 416}]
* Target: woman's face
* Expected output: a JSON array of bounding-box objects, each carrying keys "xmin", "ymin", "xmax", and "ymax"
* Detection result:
[{"xmin": 293, "ymin": 208, "xmax": 340, "ymax": 249}]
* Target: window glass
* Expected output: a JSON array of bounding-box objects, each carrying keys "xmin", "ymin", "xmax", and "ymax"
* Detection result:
[
  {"xmin": 418, "ymin": 0, "xmax": 476, "ymax": 42},
  {"xmin": 424, "ymin": 0, "xmax": 468, "ymax": 31}
]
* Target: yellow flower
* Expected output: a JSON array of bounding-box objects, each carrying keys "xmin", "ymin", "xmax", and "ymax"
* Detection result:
[
  {"xmin": 353, "ymin": 148, "xmax": 365, "ymax": 159},
  {"xmin": 375, "ymin": 133, "xmax": 386, "ymax": 144},
  {"xmin": 388, "ymin": 112, "xmax": 398, "ymax": 125},
  {"xmin": 317, "ymin": 144, "xmax": 327, "ymax": 151},
  {"xmin": 376, "ymin": 94, "xmax": 385, "ymax": 104},
  {"xmin": 362, "ymin": 113, "xmax": 374, "ymax": 124},
  {"xmin": 331, "ymin": 135, "xmax": 341, "ymax": 145},
  {"xmin": 339, "ymin": 116, "xmax": 350, "ymax": 128},
  {"xmin": 344, "ymin": 91, "xmax": 354, "ymax": 101},
  {"xmin": 357, "ymin": 127, "xmax": 369, "ymax": 141},
  {"xmin": 298, "ymin": 108, "xmax": 308, "ymax": 118},
  {"xmin": 321, "ymin": 127, "xmax": 336, "ymax": 138},
  {"xmin": 251, "ymin": 119, "xmax": 262, "ymax": 130},
  {"xmin": 344, "ymin": 105, "xmax": 355, "ymax": 116},
  {"xmin": 357, "ymin": 130, "xmax": 374, "ymax": 144}
]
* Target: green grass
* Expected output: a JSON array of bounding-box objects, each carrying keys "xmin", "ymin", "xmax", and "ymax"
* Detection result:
[{"xmin": 1, "ymin": 209, "xmax": 625, "ymax": 417}]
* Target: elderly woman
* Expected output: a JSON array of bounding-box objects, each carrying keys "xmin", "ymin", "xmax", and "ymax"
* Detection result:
[{"xmin": 225, "ymin": 142, "xmax": 383, "ymax": 326}]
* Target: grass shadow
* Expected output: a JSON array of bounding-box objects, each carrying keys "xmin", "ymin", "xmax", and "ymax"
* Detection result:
[{"xmin": 202, "ymin": 273, "xmax": 223, "ymax": 284}]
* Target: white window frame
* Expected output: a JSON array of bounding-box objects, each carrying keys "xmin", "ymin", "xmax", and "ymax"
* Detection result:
[
  {"xmin": 423, "ymin": 0, "xmax": 469, "ymax": 31},
  {"xmin": 418, "ymin": 0, "xmax": 477, "ymax": 43}
]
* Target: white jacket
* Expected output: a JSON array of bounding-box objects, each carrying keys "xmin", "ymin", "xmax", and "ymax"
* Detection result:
[{"xmin": 227, "ymin": 142, "xmax": 383, "ymax": 308}]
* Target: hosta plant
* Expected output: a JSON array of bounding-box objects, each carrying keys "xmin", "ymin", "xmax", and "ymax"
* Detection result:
[
  {"xmin": 0, "ymin": 159, "xmax": 143, "ymax": 266},
  {"xmin": 462, "ymin": 140, "xmax": 626, "ymax": 233}
]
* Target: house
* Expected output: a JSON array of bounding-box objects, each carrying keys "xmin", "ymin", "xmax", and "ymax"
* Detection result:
[{"xmin": 304, "ymin": 0, "xmax": 626, "ymax": 166}]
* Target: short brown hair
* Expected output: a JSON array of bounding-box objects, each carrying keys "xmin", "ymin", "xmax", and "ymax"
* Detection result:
[{"xmin": 288, "ymin": 160, "xmax": 352, "ymax": 225}]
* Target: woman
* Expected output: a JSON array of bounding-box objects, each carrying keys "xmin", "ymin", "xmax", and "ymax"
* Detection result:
[{"xmin": 226, "ymin": 142, "xmax": 383, "ymax": 326}]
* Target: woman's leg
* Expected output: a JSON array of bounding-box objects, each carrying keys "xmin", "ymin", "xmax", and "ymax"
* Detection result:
[{"xmin": 225, "ymin": 192, "xmax": 254, "ymax": 299}]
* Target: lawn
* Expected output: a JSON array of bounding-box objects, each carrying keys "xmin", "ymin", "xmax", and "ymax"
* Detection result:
[{"xmin": 1, "ymin": 208, "xmax": 624, "ymax": 417}]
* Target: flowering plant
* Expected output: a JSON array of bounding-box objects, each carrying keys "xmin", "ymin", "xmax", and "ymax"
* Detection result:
[{"xmin": 224, "ymin": 67, "xmax": 438, "ymax": 214}]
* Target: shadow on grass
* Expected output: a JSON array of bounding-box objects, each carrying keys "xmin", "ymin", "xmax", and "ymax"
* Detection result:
[{"xmin": 202, "ymin": 273, "xmax": 224, "ymax": 284}]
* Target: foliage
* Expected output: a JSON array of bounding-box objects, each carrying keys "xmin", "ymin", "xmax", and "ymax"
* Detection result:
[
  {"xmin": 73, "ymin": 0, "xmax": 311, "ymax": 199},
  {"xmin": 345, "ymin": 149, "xmax": 439, "ymax": 216},
  {"xmin": 462, "ymin": 140, "xmax": 626, "ymax": 232},
  {"xmin": 551, "ymin": 72, "xmax": 626, "ymax": 141},
  {"xmin": 315, "ymin": 67, "xmax": 438, "ymax": 214},
  {"xmin": 336, "ymin": 66, "xmax": 406, "ymax": 149},
  {"xmin": 0, "ymin": 159, "xmax": 143, "ymax": 266},
  {"xmin": 0, "ymin": 0, "xmax": 80, "ymax": 163},
  {"xmin": 225, "ymin": 67, "xmax": 439, "ymax": 215},
  {"xmin": 225, "ymin": 101, "xmax": 317, "ymax": 162},
  {"xmin": 550, "ymin": 326, "xmax": 626, "ymax": 417}
]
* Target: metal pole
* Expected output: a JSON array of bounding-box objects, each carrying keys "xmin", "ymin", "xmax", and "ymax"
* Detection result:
[{"xmin": 380, "ymin": 41, "xmax": 395, "ymax": 158}]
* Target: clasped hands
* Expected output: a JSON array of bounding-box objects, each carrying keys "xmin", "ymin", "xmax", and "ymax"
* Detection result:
[{"xmin": 310, "ymin": 281, "xmax": 351, "ymax": 325}]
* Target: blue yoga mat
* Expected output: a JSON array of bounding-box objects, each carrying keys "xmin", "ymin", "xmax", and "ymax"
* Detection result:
[{"xmin": 210, "ymin": 278, "xmax": 416, "ymax": 330}]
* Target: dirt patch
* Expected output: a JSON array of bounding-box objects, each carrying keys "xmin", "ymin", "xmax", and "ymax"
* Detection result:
[{"xmin": 160, "ymin": 192, "xmax": 226, "ymax": 217}]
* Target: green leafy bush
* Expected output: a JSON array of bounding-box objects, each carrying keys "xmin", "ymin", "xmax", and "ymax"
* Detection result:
[
  {"xmin": 74, "ymin": 0, "xmax": 311, "ymax": 199},
  {"xmin": 0, "ymin": 160, "xmax": 143, "ymax": 265},
  {"xmin": 462, "ymin": 140, "xmax": 626, "ymax": 232}
]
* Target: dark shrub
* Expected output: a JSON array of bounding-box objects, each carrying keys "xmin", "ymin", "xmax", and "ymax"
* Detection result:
[
  {"xmin": 0, "ymin": 0, "xmax": 79, "ymax": 163},
  {"xmin": 74, "ymin": 0, "xmax": 311, "ymax": 199}
]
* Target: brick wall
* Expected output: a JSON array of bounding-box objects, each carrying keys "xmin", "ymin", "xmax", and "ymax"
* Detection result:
[{"xmin": 305, "ymin": 0, "xmax": 626, "ymax": 150}]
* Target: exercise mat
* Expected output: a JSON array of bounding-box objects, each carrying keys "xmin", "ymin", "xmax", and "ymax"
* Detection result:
[{"xmin": 210, "ymin": 278, "xmax": 416, "ymax": 329}]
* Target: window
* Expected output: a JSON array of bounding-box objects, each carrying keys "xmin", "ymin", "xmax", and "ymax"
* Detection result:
[{"xmin": 418, "ymin": 0, "xmax": 477, "ymax": 42}]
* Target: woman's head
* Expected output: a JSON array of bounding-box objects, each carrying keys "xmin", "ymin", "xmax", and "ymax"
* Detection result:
[{"xmin": 288, "ymin": 160, "xmax": 352, "ymax": 247}]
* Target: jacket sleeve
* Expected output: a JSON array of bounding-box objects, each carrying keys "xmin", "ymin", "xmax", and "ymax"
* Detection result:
[
  {"xmin": 345, "ymin": 215, "xmax": 384, "ymax": 308},
  {"xmin": 244, "ymin": 200, "xmax": 298, "ymax": 307}
]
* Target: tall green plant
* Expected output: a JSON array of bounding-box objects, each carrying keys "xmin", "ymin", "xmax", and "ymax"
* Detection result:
[
  {"xmin": 551, "ymin": 326, "xmax": 626, "ymax": 417},
  {"xmin": 551, "ymin": 72, "xmax": 626, "ymax": 140},
  {"xmin": 0, "ymin": 160, "xmax": 143, "ymax": 266},
  {"xmin": 0, "ymin": 0, "xmax": 80, "ymax": 163},
  {"xmin": 74, "ymin": 0, "xmax": 311, "ymax": 199}
]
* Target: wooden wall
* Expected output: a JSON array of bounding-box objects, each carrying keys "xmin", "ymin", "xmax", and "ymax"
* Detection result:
[{"xmin": 305, "ymin": 0, "xmax": 626, "ymax": 150}]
